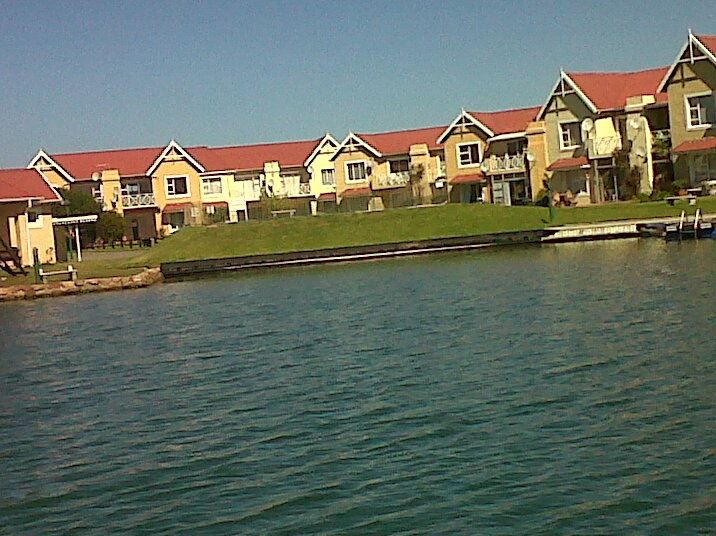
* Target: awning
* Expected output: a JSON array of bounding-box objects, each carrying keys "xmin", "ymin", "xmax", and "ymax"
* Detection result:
[
  {"xmin": 317, "ymin": 192, "xmax": 336, "ymax": 202},
  {"xmin": 547, "ymin": 156, "xmax": 589, "ymax": 172},
  {"xmin": 341, "ymin": 187, "xmax": 372, "ymax": 198},
  {"xmin": 673, "ymin": 137, "xmax": 716, "ymax": 154},
  {"xmin": 52, "ymin": 214, "xmax": 99, "ymax": 226},
  {"xmin": 164, "ymin": 202, "xmax": 193, "ymax": 213},
  {"xmin": 202, "ymin": 201, "xmax": 228, "ymax": 208},
  {"xmin": 450, "ymin": 173, "xmax": 485, "ymax": 185}
]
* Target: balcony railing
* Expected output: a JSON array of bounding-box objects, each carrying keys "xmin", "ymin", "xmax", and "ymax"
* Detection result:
[
  {"xmin": 373, "ymin": 171, "xmax": 410, "ymax": 188},
  {"xmin": 587, "ymin": 135, "xmax": 622, "ymax": 159},
  {"xmin": 122, "ymin": 193, "xmax": 156, "ymax": 208},
  {"xmin": 483, "ymin": 153, "xmax": 526, "ymax": 174}
]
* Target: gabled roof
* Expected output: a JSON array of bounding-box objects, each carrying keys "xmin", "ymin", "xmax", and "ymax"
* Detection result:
[
  {"xmin": 673, "ymin": 136, "xmax": 716, "ymax": 154},
  {"xmin": 48, "ymin": 146, "xmax": 166, "ymax": 180},
  {"xmin": 438, "ymin": 107, "xmax": 540, "ymax": 143},
  {"xmin": 538, "ymin": 67, "xmax": 668, "ymax": 119},
  {"xmin": 546, "ymin": 156, "xmax": 589, "ymax": 172},
  {"xmin": 341, "ymin": 126, "xmax": 446, "ymax": 158},
  {"xmin": 303, "ymin": 133, "xmax": 339, "ymax": 168},
  {"xmin": 146, "ymin": 140, "xmax": 206, "ymax": 176},
  {"xmin": 190, "ymin": 139, "xmax": 323, "ymax": 172},
  {"xmin": 658, "ymin": 32, "xmax": 716, "ymax": 92},
  {"xmin": 0, "ymin": 168, "xmax": 62, "ymax": 202}
]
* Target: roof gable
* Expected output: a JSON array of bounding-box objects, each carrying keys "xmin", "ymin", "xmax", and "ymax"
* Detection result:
[
  {"xmin": 304, "ymin": 133, "xmax": 339, "ymax": 167},
  {"xmin": 469, "ymin": 107, "xmax": 540, "ymax": 137},
  {"xmin": 658, "ymin": 32, "xmax": 716, "ymax": 92},
  {"xmin": 27, "ymin": 149, "xmax": 75, "ymax": 183},
  {"xmin": 0, "ymin": 168, "xmax": 62, "ymax": 202}
]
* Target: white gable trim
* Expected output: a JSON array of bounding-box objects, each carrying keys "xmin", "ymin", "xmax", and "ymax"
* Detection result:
[
  {"xmin": 303, "ymin": 133, "xmax": 339, "ymax": 167},
  {"xmin": 657, "ymin": 32, "xmax": 716, "ymax": 93},
  {"xmin": 436, "ymin": 110, "xmax": 494, "ymax": 143},
  {"xmin": 488, "ymin": 132, "xmax": 526, "ymax": 142},
  {"xmin": 537, "ymin": 70, "xmax": 598, "ymax": 120},
  {"xmin": 146, "ymin": 140, "xmax": 205, "ymax": 176},
  {"xmin": 330, "ymin": 132, "xmax": 382, "ymax": 161},
  {"xmin": 26, "ymin": 149, "xmax": 75, "ymax": 183}
]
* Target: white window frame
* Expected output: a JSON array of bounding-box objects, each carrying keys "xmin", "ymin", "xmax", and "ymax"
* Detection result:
[
  {"xmin": 91, "ymin": 183, "xmax": 103, "ymax": 201},
  {"xmin": 684, "ymin": 91, "xmax": 715, "ymax": 130},
  {"xmin": 559, "ymin": 121, "xmax": 582, "ymax": 151},
  {"xmin": 201, "ymin": 176, "xmax": 223, "ymax": 196},
  {"xmin": 165, "ymin": 175, "xmax": 190, "ymax": 198},
  {"xmin": 345, "ymin": 160, "xmax": 368, "ymax": 182},
  {"xmin": 456, "ymin": 142, "xmax": 483, "ymax": 168},
  {"xmin": 26, "ymin": 212, "xmax": 44, "ymax": 229},
  {"xmin": 121, "ymin": 182, "xmax": 140, "ymax": 196},
  {"xmin": 321, "ymin": 168, "xmax": 335, "ymax": 185}
]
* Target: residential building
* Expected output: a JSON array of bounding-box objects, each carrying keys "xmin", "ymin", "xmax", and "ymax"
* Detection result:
[
  {"xmin": 0, "ymin": 168, "xmax": 61, "ymax": 270},
  {"xmin": 537, "ymin": 67, "xmax": 671, "ymax": 202},
  {"xmin": 658, "ymin": 31, "xmax": 716, "ymax": 187},
  {"xmin": 27, "ymin": 135, "xmax": 339, "ymax": 237},
  {"xmin": 331, "ymin": 126, "xmax": 447, "ymax": 212},
  {"xmin": 437, "ymin": 107, "xmax": 542, "ymax": 205}
]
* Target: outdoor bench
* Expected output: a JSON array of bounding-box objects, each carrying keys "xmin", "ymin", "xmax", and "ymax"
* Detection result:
[
  {"xmin": 665, "ymin": 195, "xmax": 696, "ymax": 206},
  {"xmin": 39, "ymin": 265, "xmax": 78, "ymax": 284}
]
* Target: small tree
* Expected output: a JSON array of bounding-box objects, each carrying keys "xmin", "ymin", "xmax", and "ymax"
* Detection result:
[
  {"xmin": 409, "ymin": 164, "xmax": 425, "ymax": 204},
  {"xmin": 52, "ymin": 188, "xmax": 101, "ymax": 217},
  {"xmin": 96, "ymin": 211, "xmax": 126, "ymax": 242}
]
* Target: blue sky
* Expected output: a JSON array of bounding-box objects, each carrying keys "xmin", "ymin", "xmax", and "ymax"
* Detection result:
[{"xmin": 0, "ymin": 0, "xmax": 714, "ymax": 167}]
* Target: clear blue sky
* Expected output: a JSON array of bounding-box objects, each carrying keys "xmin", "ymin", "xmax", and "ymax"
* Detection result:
[{"xmin": 1, "ymin": 0, "xmax": 714, "ymax": 167}]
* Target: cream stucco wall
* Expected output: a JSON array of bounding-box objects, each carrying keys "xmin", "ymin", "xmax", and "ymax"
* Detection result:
[
  {"xmin": 308, "ymin": 143, "xmax": 338, "ymax": 197},
  {"xmin": 1, "ymin": 203, "xmax": 57, "ymax": 266}
]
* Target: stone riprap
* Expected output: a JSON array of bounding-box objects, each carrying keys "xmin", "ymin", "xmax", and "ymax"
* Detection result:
[{"xmin": 0, "ymin": 268, "xmax": 163, "ymax": 302}]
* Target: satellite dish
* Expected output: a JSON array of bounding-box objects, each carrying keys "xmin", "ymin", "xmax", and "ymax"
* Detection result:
[
  {"xmin": 480, "ymin": 161, "xmax": 490, "ymax": 173},
  {"xmin": 91, "ymin": 171, "xmax": 101, "ymax": 181},
  {"xmin": 581, "ymin": 118, "xmax": 594, "ymax": 136},
  {"xmin": 526, "ymin": 151, "xmax": 536, "ymax": 163}
]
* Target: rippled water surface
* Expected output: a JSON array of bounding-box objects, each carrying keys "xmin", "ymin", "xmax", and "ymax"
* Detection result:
[{"xmin": 1, "ymin": 240, "xmax": 715, "ymax": 534}]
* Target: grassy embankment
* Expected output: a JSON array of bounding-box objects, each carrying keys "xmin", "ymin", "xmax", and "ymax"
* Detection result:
[{"xmin": 2, "ymin": 198, "xmax": 714, "ymax": 286}]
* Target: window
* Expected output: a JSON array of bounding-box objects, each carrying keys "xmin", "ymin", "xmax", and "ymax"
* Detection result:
[
  {"xmin": 121, "ymin": 183, "xmax": 140, "ymax": 196},
  {"xmin": 91, "ymin": 184, "xmax": 103, "ymax": 200},
  {"xmin": 27, "ymin": 211, "xmax": 38, "ymax": 223},
  {"xmin": 166, "ymin": 176, "xmax": 189, "ymax": 196},
  {"xmin": 507, "ymin": 139, "xmax": 527, "ymax": 155},
  {"xmin": 389, "ymin": 159, "xmax": 410, "ymax": 173},
  {"xmin": 321, "ymin": 169, "xmax": 335, "ymax": 185},
  {"xmin": 346, "ymin": 162, "xmax": 367, "ymax": 181},
  {"xmin": 457, "ymin": 143, "xmax": 482, "ymax": 167},
  {"xmin": 686, "ymin": 93, "xmax": 715, "ymax": 129},
  {"xmin": 693, "ymin": 154, "xmax": 716, "ymax": 182},
  {"xmin": 559, "ymin": 122, "xmax": 582, "ymax": 150},
  {"xmin": 202, "ymin": 177, "xmax": 223, "ymax": 195}
]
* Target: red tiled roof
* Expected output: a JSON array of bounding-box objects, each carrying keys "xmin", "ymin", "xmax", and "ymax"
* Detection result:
[
  {"xmin": 468, "ymin": 106, "xmax": 541, "ymax": 136},
  {"xmin": 547, "ymin": 156, "xmax": 589, "ymax": 172},
  {"xmin": 317, "ymin": 192, "xmax": 336, "ymax": 201},
  {"xmin": 696, "ymin": 35, "xmax": 716, "ymax": 56},
  {"xmin": 357, "ymin": 126, "xmax": 446, "ymax": 155},
  {"xmin": 163, "ymin": 202, "xmax": 194, "ymax": 212},
  {"xmin": 340, "ymin": 187, "xmax": 372, "ymax": 198},
  {"xmin": 51, "ymin": 146, "xmax": 166, "ymax": 181},
  {"xmin": 566, "ymin": 67, "xmax": 668, "ymax": 111},
  {"xmin": 189, "ymin": 139, "xmax": 321, "ymax": 172},
  {"xmin": 0, "ymin": 168, "xmax": 61, "ymax": 202},
  {"xmin": 673, "ymin": 137, "xmax": 716, "ymax": 154},
  {"xmin": 450, "ymin": 173, "xmax": 485, "ymax": 184}
]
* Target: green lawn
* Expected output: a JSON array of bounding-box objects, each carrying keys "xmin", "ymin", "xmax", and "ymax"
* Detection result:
[
  {"xmin": 130, "ymin": 198, "xmax": 716, "ymax": 265},
  {"xmin": 3, "ymin": 198, "xmax": 714, "ymax": 286}
]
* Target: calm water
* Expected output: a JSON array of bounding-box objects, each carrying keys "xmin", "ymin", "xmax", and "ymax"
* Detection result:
[{"xmin": 1, "ymin": 240, "xmax": 714, "ymax": 534}]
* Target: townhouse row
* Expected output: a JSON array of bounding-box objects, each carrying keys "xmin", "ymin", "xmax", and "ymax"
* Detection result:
[{"xmin": 1, "ymin": 30, "xmax": 714, "ymax": 268}]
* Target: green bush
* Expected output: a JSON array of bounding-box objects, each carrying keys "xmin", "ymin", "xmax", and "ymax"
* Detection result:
[
  {"xmin": 637, "ymin": 193, "xmax": 651, "ymax": 203},
  {"xmin": 533, "ymin": 188, "xmax": 550, "ymax": 207},
  {"xmin": 671, "ymin": 179, "xmax": 688, "ymax": 194},
  {"xmin": 52, "ymin": 188, "xmax": 101, "ymax": 217},
  {"xmin": 96, "ymin": 211, "xmax": 126, "ymax": 242}
]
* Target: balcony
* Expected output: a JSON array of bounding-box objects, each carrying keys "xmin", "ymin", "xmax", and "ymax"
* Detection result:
[
  {"xmin": 122, "ymin": 193, "xmax": 156, "ymax": 208},
  {"xmin": 373, "ymin": 171, "xmax": 410, "ymax": 189},
  {"xmin": 282, "ymin": 179, "xmax": 312, "ymax": 198},
  {"xmin": 587, "ymin": 135, "xmax": 622, "ymax": 159},
  {"xmin": 483, "ymin": 153, "xmax": 526, "ymax": 175}
]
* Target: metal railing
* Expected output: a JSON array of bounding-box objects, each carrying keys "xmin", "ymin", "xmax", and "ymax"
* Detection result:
[
  {"xmin": 373, "ymin": 171, "xmax": 410, "ymax": 188},
  {"xmin": 587, "ymin": 136, "xmax": 622, "ymax": 159},
  {"xmin": 483, "ymin": 152, "xmax": 526, "ymax": 174},
  {"xmin": 122, "ymin": 193, "xmax": 156, "ymax": 208}
]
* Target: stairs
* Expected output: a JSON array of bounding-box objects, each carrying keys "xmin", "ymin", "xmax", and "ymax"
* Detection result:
[{"xmin": 0, "ymin": 234, "xmax": 26, "ymax": 276}]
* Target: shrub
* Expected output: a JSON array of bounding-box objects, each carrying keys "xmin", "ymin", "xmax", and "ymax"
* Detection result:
[
  {"xmin": 52, "ymin": 188, "xmax": 101, "ymax": 217},
  {"xmin": 671, "ymin": 179, "xmax": 688, "ymax": 194},
  {"xmin": 96, "ymin": 211, "xmax": 126, "ymax": 242},
  {"xmin": 533, "ymin": 188, "xmax": 550, "ymax": 207}
]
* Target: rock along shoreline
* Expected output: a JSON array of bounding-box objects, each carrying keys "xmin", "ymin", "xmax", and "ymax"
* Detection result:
[{"xmin": 0, "ymin": 268, "xmax": 164, "ymax": 303}]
